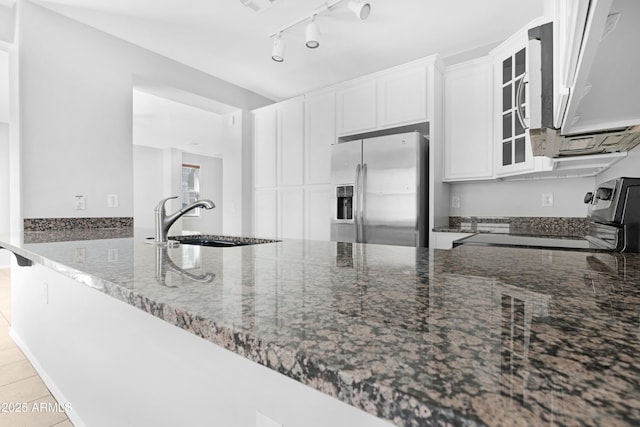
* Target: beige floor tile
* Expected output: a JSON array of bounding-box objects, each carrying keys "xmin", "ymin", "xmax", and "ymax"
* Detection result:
[
  {"xmin": 0, "ymin": 376, "xmax": 49, "ymax": 404},
  {"xmin": 0, "ymin": 394, "xmax": 69, "ymax": 427},
  {"xmin": 0, "ymin": 359, "xmax": 38, "ymax": 387},
  {"xmin": 0, "ymin": 347, "xmax": 25, "ymax": 367},
  {"xmin": 52, "ymin": 419, "xmax": 74, "ymax": 427},
  {"xmin": 0, "ymin": 334, "xmax": 18, "ymax": 351}
]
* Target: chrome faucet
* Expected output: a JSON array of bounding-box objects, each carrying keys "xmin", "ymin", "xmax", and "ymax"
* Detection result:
[{"xmin": 154, "ymin": 196, "xmax": 216, "ymax": 245}]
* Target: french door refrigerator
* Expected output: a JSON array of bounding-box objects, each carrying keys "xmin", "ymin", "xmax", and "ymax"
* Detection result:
[{"xmin": 330, "ymin": 131, "xmax": 428, "ymax": 247}]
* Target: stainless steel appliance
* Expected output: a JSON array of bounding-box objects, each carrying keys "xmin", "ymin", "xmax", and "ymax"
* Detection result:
[
  {"xmin": 454, "ymin": 177, "xmax": 640, "ymax": 253},
  {"xmin": 330, "ymin": 131, "xmax": 427, "ymax": 247},
  {"xmin": 527, "ymin": 17, "xmax": 640, "ymax": 158},
  {"xmin": 583, "ymin": 177, "xmax": 640, "ymax": 252}
]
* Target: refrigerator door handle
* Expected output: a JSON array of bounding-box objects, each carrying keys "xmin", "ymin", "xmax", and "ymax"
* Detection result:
[
  {"xmin": 361, "ymin": 163, "xmax": 367, "ymax": 243},
  {"xmin": 354, "ymin": 163, "xmax": 362, "ymax": 242}
]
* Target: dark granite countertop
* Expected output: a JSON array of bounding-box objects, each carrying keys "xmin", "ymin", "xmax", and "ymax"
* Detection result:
[{"xmin": 0, "ymin": 231, "xmax": 638, "ymax": 426}]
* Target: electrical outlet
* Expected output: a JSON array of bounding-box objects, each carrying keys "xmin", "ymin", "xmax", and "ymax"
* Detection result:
[
  {"xmin": 107, "ymin": 194, "xmax": 119, "ymax": 208},
  {"xmin": 74, "ymin": 195, "xmax": 86, "ymax": 210},
  {"xmin": 451, "ymin": 195, "xmax": 461, "ymax": 209},
  {"xmin": 542, "ymin": 193, "xmax": 554, "ymax": 207}
]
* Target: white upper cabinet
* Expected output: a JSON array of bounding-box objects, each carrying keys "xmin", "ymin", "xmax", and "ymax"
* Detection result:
[
  {"xmin": 336, "ymin": 61, "xmax": 430, "ymax": 136},
  {"xmin": 278, "ymin": 97, "xmax": 304, "ymax": 187},
  {"xmin": 336, "ymin": 79, "xmax": 377, "ymax": 135},
  {"xmin": 304, "ymin": 91, "xmax": 334, "ymax": 185},
  {"xmin": 443, "ymin": 57, "xmax": 494, "ymax": 181},
  {"xmin": 492, "ymin": 26, "xmax": 536, "ymax": 177},
  {"xmin": 253, "ymin": 105, "xmax": 277, "ymax": 188},
  {"xmin": 377, "ymin": 64, "xmax": 428, "ymax": 128}
]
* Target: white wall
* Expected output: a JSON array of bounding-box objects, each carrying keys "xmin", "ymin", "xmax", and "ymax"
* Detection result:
[
  {"xmin": 133, "ymin": 146, "xmax": 223, "ymax": 237},
  {"xmin": 182, "ymin": 152, "xmax": 223, "ymax": 235},
  {"xmin": 132, "ymin": 145, "xmax": 163, "ymax": 236},
  {"xmin": 0, "ymin": 123, "xmax": 9, "ymax": 267},
  {"xmin": 0, "ymin": 49, "xmax": 9, "ymax": 266},
  {"xmin": 17, "ymin": 1, "xmax": 271, "ymax": 220},
  {"xmin": 449, "ymin": 176, "xmax": 595, "ymax": 217},
  {"xmin": 221, "ymin": 111, "xmax": 243, "ymax": 236},
  {"xmin": 0, "ymin": 3, "xmax": 15, "ymax": 46}
]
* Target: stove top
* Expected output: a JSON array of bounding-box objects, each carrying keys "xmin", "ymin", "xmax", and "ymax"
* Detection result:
[{"xmin": 452, "ymin": 233, "xmax": 599, "ymax": 251}]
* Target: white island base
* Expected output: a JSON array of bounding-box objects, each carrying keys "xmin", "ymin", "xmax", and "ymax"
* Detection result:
[{"xmin": 10, "ymin": 262, "xmax": 395, "ymax": 427}]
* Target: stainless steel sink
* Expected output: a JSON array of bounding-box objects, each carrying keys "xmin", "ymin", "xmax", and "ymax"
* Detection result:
[
  {"xmin": 177, "ymin": 238, "xmax": 253, "ymax": 247},
  {"xmin": 168, "ymin": 235, "xmax": 278, "ymax": 247}
]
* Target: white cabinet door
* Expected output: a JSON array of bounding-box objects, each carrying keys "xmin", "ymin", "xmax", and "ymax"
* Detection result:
[
  {"xmin": 336, "ymin": 80, "xmax": 377, "ymax": 136},
  {"xmin": 305, "ymin": 92, "xmax": 334, "ymax": 185},
  {"xmin": 253, "ymin": 106, "xmax": 277, "ymax": 188},
  {"xmin": 254, "ymin": 189, "xmax": 278, "ymax": 239},
  {"xmin": 279, "ymin": 188, "xmax": 304, "ymax": 240},
  {"xmin": 279, "ymin": 98, "xmax": 304, "ymax": 187},
  {"xmin": 305, "ymin": 186, "xmax": 331, "ymax": 241},
  {"xmin": 492, "ymin": 27, "xmax": 536, "ymax": 177},
  {"xmin": 378, "ymin": 64, "xmax": 428, "ymax": 128},
  {"xmin": 443, "ymin": 58, "xmax": 494, "ymax": 181}
]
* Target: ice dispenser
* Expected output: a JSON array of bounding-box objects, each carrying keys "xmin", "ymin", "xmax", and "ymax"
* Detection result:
[{"xmin": 336, "ymin": 185, "xmax": 354, "ymax": 220}]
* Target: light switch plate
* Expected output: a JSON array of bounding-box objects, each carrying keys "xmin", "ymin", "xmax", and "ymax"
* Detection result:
[{"xmin": 451, "ymin": 195, "xmax": 460, "ymax": 209}]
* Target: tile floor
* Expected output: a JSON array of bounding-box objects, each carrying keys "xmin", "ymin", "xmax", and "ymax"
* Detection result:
[{"xmin": 0, "ymin": 268, "xmax": 73, "ymax": 427}]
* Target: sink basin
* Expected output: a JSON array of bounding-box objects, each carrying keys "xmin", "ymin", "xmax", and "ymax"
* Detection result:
[
  {"xmin": 169, "ymin": 235, "xmax": 279, "ymax": 247},
  {"xmin": 178, "ymin": 238, "xmax": 253, "ymax": 247}
]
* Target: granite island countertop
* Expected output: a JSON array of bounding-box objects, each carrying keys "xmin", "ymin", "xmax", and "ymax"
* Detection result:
[{"xmin": 0, "ymin": 231, "xmax": 638, "ymax": 426}]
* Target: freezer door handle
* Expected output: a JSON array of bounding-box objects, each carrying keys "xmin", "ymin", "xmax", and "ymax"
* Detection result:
[
  {"xmin": 361, "ymin": 163, "xmax": 367, "ymax": 243},
  {"xmin": 354, "ymin": 163, "xmax": 362, "ymax": 242}
]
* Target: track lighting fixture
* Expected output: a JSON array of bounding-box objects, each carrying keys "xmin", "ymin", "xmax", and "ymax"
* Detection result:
[
  {"xmin": 305, "ymin": 16, "xmax": 320, "ymax": 49},
  {"xmin": 271, "ymin": 33, "xmax": 284, "ymax": 62},
  {"xmin": 269, "ymin": 0, "xmax": 371, "ymax": 62},
  {"xmin": 348, "ymin": 1, "xmax": 371, "ymax": 20}
]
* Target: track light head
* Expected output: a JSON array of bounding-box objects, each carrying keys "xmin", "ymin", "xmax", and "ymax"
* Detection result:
[
  {"xmin": 271, "ymin": 33, "xmax": 284, "ymax": 62},
  {"xmin": 305, "ymin": 16, "xmax": 320, "ymax": 49},
  {"xmin": 348, "ymin": 1, "xmax": 371, "ymax": 20}
]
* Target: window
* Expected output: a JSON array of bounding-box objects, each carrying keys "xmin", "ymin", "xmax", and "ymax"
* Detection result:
[{"xmin": 181, "ymin": 163, "xmax": 201, "ymax": 217}]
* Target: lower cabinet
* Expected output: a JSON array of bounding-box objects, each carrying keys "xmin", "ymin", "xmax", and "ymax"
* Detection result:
[
  {"xmin": 254, "ymin": 186, "xmax": 331, "ymax": 241},
  {"xmin": 305, "ymin": 186, "xmax": 332, "ymax": 241},
  {"xmin": 279, "ymin": 188, "xmax": 304, "ymax": 240},
  {"xmin": 254, "ymin": 189, "xmax": 278, "ymax": 239}
]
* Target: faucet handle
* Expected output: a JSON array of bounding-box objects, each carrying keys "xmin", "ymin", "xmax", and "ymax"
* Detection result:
[{"xmin": 154, "ymin": 196, "xmax": 179, "ymax": 213}]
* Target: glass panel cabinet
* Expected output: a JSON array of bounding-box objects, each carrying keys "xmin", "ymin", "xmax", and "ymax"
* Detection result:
[
  {"xmin": 501, "ymin": 47, "xmax": 527, "ymax": 167},
  {"xmin": 492, "ymin": 25, "xmax": 539, "ymax": 177}
]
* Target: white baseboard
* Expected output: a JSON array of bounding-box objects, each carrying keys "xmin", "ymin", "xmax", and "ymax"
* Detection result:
[{"xmin": 9, "ymin": 329, "xmax": 86, "ymax": 427}]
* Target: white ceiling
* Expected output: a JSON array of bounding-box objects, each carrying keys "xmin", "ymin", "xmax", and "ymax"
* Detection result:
[{"xmin": 32, "ymin": 0, "xmax": 545, "ymax": 101}]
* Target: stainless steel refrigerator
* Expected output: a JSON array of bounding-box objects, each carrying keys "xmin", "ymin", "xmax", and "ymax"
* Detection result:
[{"xmin": 330, "ymin": 131, "xmax": 428, "ymax": 247}]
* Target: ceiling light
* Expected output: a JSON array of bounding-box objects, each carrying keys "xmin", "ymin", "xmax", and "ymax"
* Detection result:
[
  {"xmin": 268, "ymin": 0, "xmax": 371, "ymax": 62},
  {"xmin": 348, "ymin": 1, "xmax": 371, "ymax": 20},
  {"xmin": 272, "ymin": 34, "xmax": 284, "ymax": 62},
  {"xmin": 305, "ymin": 16, "xmax": 320, "ymax": 49}
]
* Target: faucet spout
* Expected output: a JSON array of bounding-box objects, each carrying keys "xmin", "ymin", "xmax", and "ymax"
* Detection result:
[{"xmin": 154, "ymin": 196, "xmax": 216, "ymax": 245}]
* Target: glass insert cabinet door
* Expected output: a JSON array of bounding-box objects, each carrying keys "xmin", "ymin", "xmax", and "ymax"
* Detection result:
[{"xmin": 501, "ymin": 47, "xmax": 527, "ymax": 167}]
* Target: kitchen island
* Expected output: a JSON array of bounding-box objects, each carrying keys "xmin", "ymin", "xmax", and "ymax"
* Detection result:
[{"xmin": 0, "ymin": 231, "xmax": 638, "ymax": 426}]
